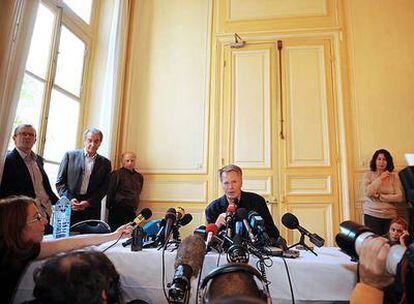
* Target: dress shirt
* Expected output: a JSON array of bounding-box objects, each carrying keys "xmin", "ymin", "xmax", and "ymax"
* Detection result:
[
  {"xmin": 16, "ymin": 148, "xmax": 51, "ymax": 216},
  {"xmin": 80, "ymin": 150, "xmax": 97, "ymax": 195}
]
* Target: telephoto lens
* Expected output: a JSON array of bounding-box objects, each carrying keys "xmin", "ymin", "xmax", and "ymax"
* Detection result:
[
  {"xmin": 336, "ymin": 221, "xmax": 407, "ymax": 276},
  {"xmin": 335, "ymin": 221, "xmax": 375, "ymax": 258}
]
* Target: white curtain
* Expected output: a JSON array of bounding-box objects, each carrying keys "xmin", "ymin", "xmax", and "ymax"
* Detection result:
[
  {"xmin": 0, "ymin": 0, "xmax": 39, "ymax": 180},
  {"xmin": 97, "ymin": 0, "xmax": 131, "ymax": 219},
  {"xmin": 98, "ymin": 0, "xmax": 131, "ymax": 162}
]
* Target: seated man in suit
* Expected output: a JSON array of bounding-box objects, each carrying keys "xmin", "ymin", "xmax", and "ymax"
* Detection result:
[
  {"xmin": 205, "ymin": 164, "xmax": 280, "ymax": 244},
  {"xmin": 0, "ymin": 124, "xmax": 58, "ymax": 233},
  {"xmin": 56, "ymin": 128, "xmax": 111, "ymax": 224}
]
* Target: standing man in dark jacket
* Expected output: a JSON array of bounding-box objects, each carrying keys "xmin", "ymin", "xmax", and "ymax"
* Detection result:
[
  {"xmin": 0, "ymin": 124, "xmax": 58, "ymax": 233},
  {"xmin": 107, "ymin": 152, "xmax": 144, "ymax": 230},
  {"xmin": 56, "ymin": 128, "xmax": 111, "ymax": 224}
]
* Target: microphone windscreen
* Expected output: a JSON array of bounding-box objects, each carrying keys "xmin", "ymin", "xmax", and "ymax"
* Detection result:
[
  {"xmin": 282, "ymin": 213, "xmax": 299, "ymax": 229},
  {"xmin": 141, "ymin": 208, "xmax": 152, "ymax": 220},
  {"xmin": 235, "ymin": 208, "xmax": 248, "ymax": 221},
  {"xmin": 165, "ymin": 208, "xmax": 176, "ymax": 220},
  {"xmin": 174, "ymin": 234, "xmax": 206, "ymax": 276},
  {"xmin": 143, "ymin": 219, "xmax": 161, "ymax": 236},
  {"xmin": 227, "ymin": 203, "xmax": 237, "ymax": 214},
  {"xmin": 179, "ymin": 214, "xmax": 193, "ymax": 226},
  {"xmin": 206, "ymin": 223, "xmax": 219, "ymax": 236}
]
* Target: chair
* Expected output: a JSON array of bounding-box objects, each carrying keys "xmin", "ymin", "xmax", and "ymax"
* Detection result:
[
  {"xmin": 399, "ymin": 166, "xmax": 414, "ymax": 238},
  {"xmin": 70, "ymin": 220, "xmax": 111, "ymax": 235}
]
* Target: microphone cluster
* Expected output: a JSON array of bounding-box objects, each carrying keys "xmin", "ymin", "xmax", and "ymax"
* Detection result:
[
  {"xmin": 204, "ymin": 203, "xmax": 275, "ymax": 264},
  {"xmin": 122, "ymin": 206, "xmax": 194, "ymax": 250}
]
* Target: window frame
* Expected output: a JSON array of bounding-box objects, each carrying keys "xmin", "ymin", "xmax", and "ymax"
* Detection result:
[{"xmin": 27, "ymin": 0, "xmax": 97, "ymax": 168}]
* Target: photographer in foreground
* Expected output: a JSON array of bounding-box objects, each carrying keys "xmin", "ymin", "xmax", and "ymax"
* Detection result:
[
  {"xmin": 350, "ymin": 237, "xmax": 393, "ymax": 304},
  {"xmin": 350, "ymin": 237, "xmax": 414, "ymax": 304}
]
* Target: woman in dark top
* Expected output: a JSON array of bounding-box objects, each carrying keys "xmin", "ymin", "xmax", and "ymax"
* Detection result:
[{"xmin": 0, "ymin": 196, "xmax": 132, "ymax": 303}]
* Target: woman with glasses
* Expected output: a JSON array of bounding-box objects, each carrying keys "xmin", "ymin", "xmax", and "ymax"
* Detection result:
[{"xmin": 0, "ymin": 195, "xmax": 132, "ymax": 304}]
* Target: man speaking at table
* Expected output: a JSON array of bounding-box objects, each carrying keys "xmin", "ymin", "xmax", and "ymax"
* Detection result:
[{"xmin": 205, "ymin": 164, "xmax": 280, "ymax": 244}]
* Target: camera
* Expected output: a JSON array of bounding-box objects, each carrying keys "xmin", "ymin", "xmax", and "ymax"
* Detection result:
[
  {"xmin": 336, "ymin": 221, "xmax": 407, "ymax": 276},
  {"xmin": 336, "ymin": 221, "xmax": 414, "ymax": 304}
]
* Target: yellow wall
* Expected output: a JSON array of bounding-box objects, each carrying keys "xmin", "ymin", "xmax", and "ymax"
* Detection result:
[
  {"xmin": 343, "ymin": 0, "xmax": 414, "ymax": 221},
  {"xmin": 115, "ymin": 0, "xmax": 414, "ymax": 242}
]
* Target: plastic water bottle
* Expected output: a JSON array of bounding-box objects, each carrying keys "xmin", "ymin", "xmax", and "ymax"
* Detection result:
[{"xmin": 52, "ymin": 196, "xmax": 72, "ymax": 239}]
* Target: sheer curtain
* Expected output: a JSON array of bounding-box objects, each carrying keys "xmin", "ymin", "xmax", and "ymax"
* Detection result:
[
  {"xmin": 92, "ymin": 0, "xmax": 131, "ymax": 219},
  {"xmin": 97, "ymin": 0, "xmax": 131, "ymax": 161},
  {"xmin": 0, "ymin": 0, "xmax": 39, "ymax": 179}
]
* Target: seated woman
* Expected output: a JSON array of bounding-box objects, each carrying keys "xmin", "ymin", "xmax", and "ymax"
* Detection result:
[
  {"xmin": 385, "ymin": 217, "xmax": 410, "ymax": 247},
  {"xmin": 0, "ymin": 195, "xmax": 132, "ymax": 304},
  {"xmin": 363, "ymin": 149, "xmax": 403, "ymax": 235}
]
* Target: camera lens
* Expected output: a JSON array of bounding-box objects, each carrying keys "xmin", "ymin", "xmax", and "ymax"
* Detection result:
[{"xmin": 335, "ymin": 221, "xmax": 374, "ymax": 258}]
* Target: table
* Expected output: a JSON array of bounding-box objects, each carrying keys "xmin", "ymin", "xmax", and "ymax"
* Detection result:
[{"xmin": 14, "ymin": 241, "xmax": 357, "ymax": 304}]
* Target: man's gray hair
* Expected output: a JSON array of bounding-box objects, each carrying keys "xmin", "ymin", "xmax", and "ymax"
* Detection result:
[
  {"xmin": 83, "ymin": 128, "xmax": 103, "ymax": 141},
  {"xmin": 218, "ymin": 164, "xmax": 243, "ymax": 181},
  {"xmin": 13, "ymin": 124, "xmax": 36, "ymax": 136}
]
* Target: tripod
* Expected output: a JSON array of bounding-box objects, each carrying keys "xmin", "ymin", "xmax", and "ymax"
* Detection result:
[{"xmin": 288, "ymin": 232, "xmax": 318, "ymax": 256}]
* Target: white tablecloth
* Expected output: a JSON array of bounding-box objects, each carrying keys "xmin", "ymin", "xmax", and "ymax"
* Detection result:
[{"xmin": 14, "ymin": 241, "xmax": 357, "ymax": 304}]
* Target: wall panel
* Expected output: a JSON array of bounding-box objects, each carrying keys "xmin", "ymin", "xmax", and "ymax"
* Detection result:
[
  {"xmin": 123, "ymin": 0, "xmax": 211, "ymax": 174},
  {"xmin": 215, "ymin": 0, "xmax": 338, "ymax": 33},
  {"xmin": 287, "ymin": 203, "xmax": 333, "ymax": 245}
]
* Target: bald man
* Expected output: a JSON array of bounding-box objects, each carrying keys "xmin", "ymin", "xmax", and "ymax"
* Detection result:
[{"xmin": 106, "ymin": 152, "xmax": 144, "ymax": 230}]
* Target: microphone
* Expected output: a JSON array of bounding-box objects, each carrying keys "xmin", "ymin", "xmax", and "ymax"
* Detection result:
[
  {"xmin": 248, "ymin": 211, "xmax": 270, "ymax": 245},
  {"xmin": 225, "ymin": 203, "xmax": 237, "ymax": 237},
  {"xmin": 206, "ymin": 223, "xmax": 219, "ymax": 247},
  {"xmin": 142, "ymin": 219, "xmax": 162, "ymax": 237},
  {"xmin": 121, "ymin": 208, "xmax": 153, "ymax": 247},
  {"xmin": 130, "ymin": 208, "xmax": 152, "ymax": 227},
  {"xmin": 176, "ymin": 206, "xmax": 186, "ymax": 221},
  {"xmin": 164, "ymin": 208, "xmax": 177, "ymax": 244},
  {"xmin": 227, "ymin": 233, "xmax": 249, "ymax": 263},
  {"xmin": 194, "ymin": 225, "xmax": 206, "ymax": 237},
  {"xmin": 154, "ymin": 218, "xmax": 166, "ymax": 244},
  {"xmin": 282, "ymin": 213, "xmax": 325, "ymax": 247},
  {"xmin": 168, "ymin": 234, "xmax": 206, "ymax": 302},
  {"xmin": 236, "ymin": 208, "xmax": 257, "ymax": 244},
  {"xmin": 235, "ymin": 221, "xmax": 244, "ymax": 236},
  {"xmin": 178, "ymin": 213, "xmax": 193, "ymax": 227}
]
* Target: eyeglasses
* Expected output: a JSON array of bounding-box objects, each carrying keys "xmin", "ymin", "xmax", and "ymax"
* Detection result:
[
  {"xmin": 27, "ymin": 212, "xmax": 44, "ymax": 224},
  {"xmin": 17, "ymin": 132, "xmax": 36, "ymax": 138}
]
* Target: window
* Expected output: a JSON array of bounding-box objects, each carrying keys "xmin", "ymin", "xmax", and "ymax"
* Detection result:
[{"xmin": 9, "ymin": 0, "xmax": 95, "ymax": 191}]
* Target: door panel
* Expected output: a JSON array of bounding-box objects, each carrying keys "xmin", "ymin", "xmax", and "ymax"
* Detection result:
[
  {"xmin": 221, "ymin": 38, "xmax": 341, "ymax": 245},
  {"xmin": 280, "ymin": 39, "xmax": 340, "ymax": 245}
]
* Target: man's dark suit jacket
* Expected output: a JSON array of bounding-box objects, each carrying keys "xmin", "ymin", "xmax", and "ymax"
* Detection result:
[
  {"xmin": 205, "ymin": 191, "xmax": 280, "ymax": 241},
  {"xmin": 56, "ymin": 150, "xmax": 111, "ymax": 219},
  {"xmin": 0, "ymin": 148, "xmax": 58, "ymax": 203}
]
